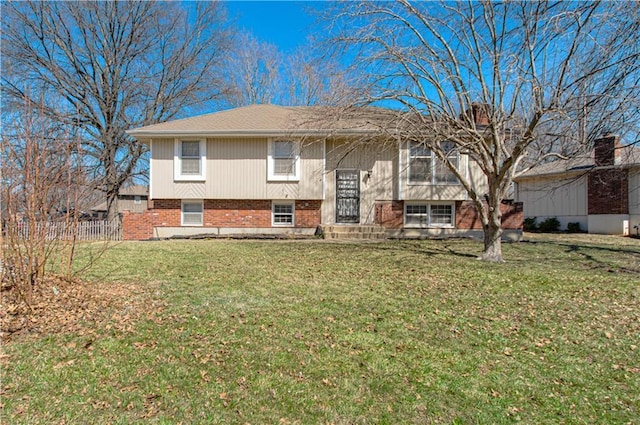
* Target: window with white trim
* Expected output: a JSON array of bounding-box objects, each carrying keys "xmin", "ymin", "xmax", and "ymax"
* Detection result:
[
  {"xmin": 408, "ymin": 141, "xmax": 459, "ymax": 184},
  {"xmin": 134, "ymin": 196, "xmax": 141, "ymax": 205},
  {"xmin": 181, "ymin": 200, "xmax": 203, "ymax": 226},
  {"xmin": 268, "ymin": 140, "xmax": 299, "ymax": 181},
  {"xmin": 408, "ymin": 142, "xmax": 432, "ymax": 183},
  {"xmin": 272, "ymin": 202, "xmax": 294, "ymax": 226},
  {"xmin": 405, "ymin": 204, "xmax": 428, "ymax": 226},
  {"xmin": 175, "ymin": 139, "xmax": 206, "ymax": 181},
  {"xmin": 404, "ymin": 203, "xmax": 454, "ymax": 228},
  {"xmin": 430, "ymin": 204, "xmax": 454, "ymax": 225}
]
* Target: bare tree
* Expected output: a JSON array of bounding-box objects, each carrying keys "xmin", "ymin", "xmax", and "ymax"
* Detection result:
[
  {"xmin": 225, "ymin": 32, "xmax": 282, "ymax": 107},
  {"xmin": 224, "ymin": 32, "xmax": 348, "ymax": 107},
  {"xmin": 327, "ymin": 0, "xmax": 640, "ymax": 261},
  {"xmin": 284, "ymin": 46, "xmax": 350, "ymax": 107},
  {"xmin": 1, "ymin": 1, "xmax": 233, "ymax": 220}
]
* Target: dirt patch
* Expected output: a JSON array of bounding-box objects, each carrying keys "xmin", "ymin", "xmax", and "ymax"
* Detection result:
[{"xmin": 1, "ymin": 277, "xmax": 162, "ymax": 343}]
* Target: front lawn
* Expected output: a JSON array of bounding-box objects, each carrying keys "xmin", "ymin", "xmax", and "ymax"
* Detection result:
[{"xmin": 2, "ymin": 235, "xmax": 639, "ymax": 424}]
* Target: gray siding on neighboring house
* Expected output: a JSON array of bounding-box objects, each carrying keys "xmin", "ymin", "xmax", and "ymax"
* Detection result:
[
  {"xmin": 516, "ymin": 175, "xmax": 588, "ymax": 217},
  {"xmin": 515, "ymin": 174, "xmax": 588, "ymax": 230},
  {"xmin": 150, "ymin": 137, "xmax": 324, "ymax": 200},
  {"xmin": 117, "ymin": 197, "xmax": 147, "ymax": 213}
]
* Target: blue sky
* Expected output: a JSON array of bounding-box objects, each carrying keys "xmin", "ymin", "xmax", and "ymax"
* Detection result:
[{"xmin": 224, "ymin": 1, "xmax": 327, "ymax": 52}]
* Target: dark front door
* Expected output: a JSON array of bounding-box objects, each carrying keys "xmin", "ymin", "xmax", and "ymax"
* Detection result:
[{"xmin": 336, "ymin": 170, "xmax": 360, "ymax": 223}]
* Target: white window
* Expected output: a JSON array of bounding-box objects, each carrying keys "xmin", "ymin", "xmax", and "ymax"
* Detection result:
[
  {"xmin": 408, "ymin": 142, "xmax": 432, "ymax": 184},
  {"xmin": 272, "ymin": 202, "xmax": 294, "ymax": 226},
  {"xmin": 430, "ymin": 204, "xmax": 454, "ymax": 226},
  {"xmin": 435, "ymin": 141, "xmax": 459, "ymax": 184},
  {"xmin": 134, "ymin": 196, "xmax": 141, "ymax": 205},
  {"xmin": 174, "ymin": 139, "xmax": 206, "ymax": 181},
  {"xmin": 181, "ymin": 200, "xmax": 203, "ymax": 226},
  {"xmin": 405, "ymin": 204, "xmax": 428, "ymax": 226},
  {"xmin": 405, "ymin": 203, "xmax": 454, "ymax": 228},
  {"xmin": 268, "ymin": 140, "xmax": 300, "ymax": 181},
  {"xmin": 408, "ymin": 141, "xmax": 459, "ymax": 184}
]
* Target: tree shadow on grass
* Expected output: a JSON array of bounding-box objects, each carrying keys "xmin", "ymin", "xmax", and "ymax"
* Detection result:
[
  {"xmin": 369, "ymin": 239, "xmax": 479, "ymax": 259},
  {"xmin": 523, "ymin": 240, "xmax": 640, "ymax": 275}
]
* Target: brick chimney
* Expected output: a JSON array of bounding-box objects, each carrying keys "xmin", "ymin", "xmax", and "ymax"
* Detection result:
[
  {"xmin": 472, "ymin": 103, "xmax": 490, "ymax": 126},
  {"xmin": 594, "ymin": 135, "xmax": 621, "ymax": 166},
  {"xmin": 461, "ymin": 103, "xmax": 490, "ymax": 126}
]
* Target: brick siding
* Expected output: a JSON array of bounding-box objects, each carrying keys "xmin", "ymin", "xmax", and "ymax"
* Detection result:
[
  {"xmin": 455, "ymin": 201, "xmax": 484, "ymax": 229},
  {"xmin": 374, "ymin": 201, "xmax": 404, "ymax": 228},
  {"xmin": 204, "ymin": 200, "xmax": 271, "ymax": 227},
  {"xmin": 500, "ymin": 201, "xmax": 524, "ymax": 230},
  {"xmin": 295, "ymin": 200, "xmax": 322, "ymax": 228},
  {"xmin": 587, "ymin": 169, "xmax": 629, "ymax": 215},
  {"xmin": 122, "ymin": 210, "xmax": 155, "ymax": 240},
  {"xmin": 456, "ymin": 200, "xmax": 523, "ymax": 230},
  {"xmin": 375, "ymin": 200, "xmax": 523, "ymax": 230},
  {"xmin": 594, "ymin": 135, "xmax": 620, "ymax": 167},
  {"xmin": 123, "ymin": 199, "xmax": 322, "ymax": 240}
]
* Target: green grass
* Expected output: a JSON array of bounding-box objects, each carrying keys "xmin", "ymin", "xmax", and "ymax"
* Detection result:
[{"xmin": 3, "ymin": 234, "xmax": 639, "ymax": 424}]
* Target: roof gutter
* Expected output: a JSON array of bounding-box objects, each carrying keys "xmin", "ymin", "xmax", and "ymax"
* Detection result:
[{"xmin": 126, "ymin": 129, "xmax": 382, "ymax": 139}]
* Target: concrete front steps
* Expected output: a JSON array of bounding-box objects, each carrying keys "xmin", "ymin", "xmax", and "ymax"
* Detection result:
[{"xmin": 318, "ymin": 225, "xmax": 387, "ymax": 240}]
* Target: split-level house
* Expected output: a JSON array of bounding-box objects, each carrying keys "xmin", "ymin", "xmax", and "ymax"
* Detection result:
[
  {"xmin": 124, "ymin": 104, "xmax": 522, "ymax": 240},
  {"xmin": 514, "ymin": 135, "xmax": 640, "ymax": 235}
]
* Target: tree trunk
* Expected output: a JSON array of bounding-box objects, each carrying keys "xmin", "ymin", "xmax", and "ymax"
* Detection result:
[
  {"xmin": 482, "ymin": 210, "xmax": 504, "ymax": 262},
  {"xmin": 106, "ymin": 191, "xmax": 119, "ymax": 223}
]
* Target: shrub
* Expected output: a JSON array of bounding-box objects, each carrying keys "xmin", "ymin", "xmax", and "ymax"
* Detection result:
[
  {"xmin": 538, "ymin": 217, "xmax": 561, "ymax": 232},
  {"xmin": 567, "ymin": 222, "xmax": 582, "ymax": 233},
  {"xmin": 523, "ymin": 217, "xmax": 538, "ymax": 231}
]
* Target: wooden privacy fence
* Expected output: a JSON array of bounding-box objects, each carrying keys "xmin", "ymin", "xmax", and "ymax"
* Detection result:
[{"xmin": 3, "ymin": 220, "xmax": 122, "ymax": 241}]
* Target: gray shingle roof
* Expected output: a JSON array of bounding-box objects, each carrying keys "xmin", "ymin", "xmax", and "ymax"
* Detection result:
[
  {"xmin": 515, "ymin": 145, "xmax": 640, "ymax": 180},
  {"xmin": 127, "ymin": 104, "xmax": 391, "ymax": 139}
]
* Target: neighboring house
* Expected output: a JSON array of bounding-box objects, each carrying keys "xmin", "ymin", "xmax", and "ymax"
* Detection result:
[
  {"xmin": 514, "ymin": 135, "xmax": 640, "ymax": 235},
  {"xmin": 125, "ymin": 104, "xmax": 522, "ymax": 240},
  {"xmin": 90, "ymin": 185, "xmax": 149, "ymax": 219}
]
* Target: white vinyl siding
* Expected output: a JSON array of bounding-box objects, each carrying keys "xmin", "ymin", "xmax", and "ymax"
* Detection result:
[
  {"xmin": 181, "ymin": 200, "xmax": 203, "ymax": 226},
  {"xmin": 405, "ymin": 203, "xmax": 454, "ymax": 228},
  {"xmin": 175, "ymin": 139, "xmax": 206, "ymax": 181},
  {"xmin": 152, "ymin": 138, "xmax": 324, "ymax": 200},
  {"xmin": 268, "ymin": 139, "xmax": 300, "ymax": 181},
  {"xmin": 408, "ymin": 141, "xmax": 459, "ymax": 185}
]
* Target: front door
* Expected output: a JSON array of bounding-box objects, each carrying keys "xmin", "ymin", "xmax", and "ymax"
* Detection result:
[{"xmin": 336, "ymin": 170, "xmax": 360, "ymax": 223}]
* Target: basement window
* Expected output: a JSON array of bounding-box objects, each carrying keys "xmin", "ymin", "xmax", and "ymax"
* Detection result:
[
  {"xmin": 404, "ymin": 203, "xmax": 454, "ymax": 228},
  {"xmin": 272, "ymin": 202, "xmax": 294, "ymax": 226},
  {"xmin": 181, "ymin": 200, "xmax": 203, "ymax": 226}
]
